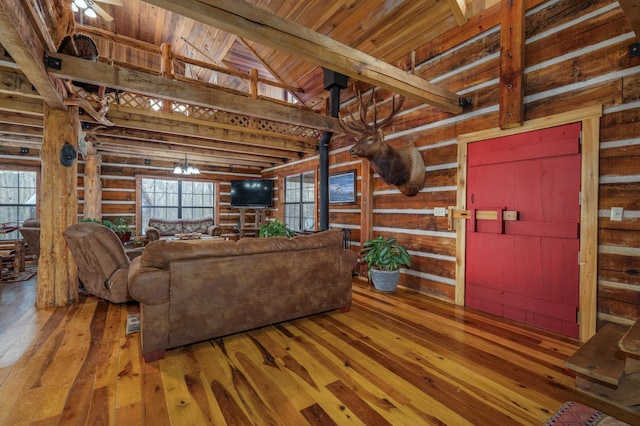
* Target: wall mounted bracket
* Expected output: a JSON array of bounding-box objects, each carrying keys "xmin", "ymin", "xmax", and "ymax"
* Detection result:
[{"xmin": 44, "ymin": 54, "xmax": 62, "ymax": 70}]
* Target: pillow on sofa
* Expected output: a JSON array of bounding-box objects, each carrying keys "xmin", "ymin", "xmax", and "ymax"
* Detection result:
[
  {"xmin": 183, "ymin": 217, "xmax": 214, "ymax": 233},
  {"xmin": 148, "ymin": 218, "xmax": 181, "ymax": 236}
]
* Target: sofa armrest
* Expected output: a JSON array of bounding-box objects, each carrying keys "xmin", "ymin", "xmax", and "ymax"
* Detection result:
[
  {"xmin": 341, "ymin": 249, "xmax": 358, "ymax": 276},
  {"xmin": 127, "ymin": 257, "xmax": 170, "ymax": 304},
  {"xmin": 206, "ymin": 225, "xmax": 222, "ymax": 237},
  {"xmin": 146, "ymin": 227, "xmax": 160, "ymax": 241}
]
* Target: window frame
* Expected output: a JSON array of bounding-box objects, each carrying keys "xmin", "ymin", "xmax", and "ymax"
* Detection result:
[
  {"xmin": 280, "ymin": 167, "xmax": 317, "ymax": 232},
  {"xmin": 0, "ymin": 165, "xmax": 40, "ymax": 240},
  {"xmin": 135, "ymin": 174, "xmax": 219, "ymax": 235}
]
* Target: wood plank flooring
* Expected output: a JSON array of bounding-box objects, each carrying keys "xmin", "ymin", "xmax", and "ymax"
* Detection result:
[{"xmin": 1, "ymin": 273, "xmax": 639, "ymax": 425}]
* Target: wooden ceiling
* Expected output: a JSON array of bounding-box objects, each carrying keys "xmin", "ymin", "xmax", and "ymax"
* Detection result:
[{"xmin": 0, "ymin": 0, "xmax": 495, "ymax": 171}]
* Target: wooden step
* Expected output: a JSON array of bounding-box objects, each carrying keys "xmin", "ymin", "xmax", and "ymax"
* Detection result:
[{"xmin": 565, "ymin": 323, "xmax": 629, "ymax": 387}]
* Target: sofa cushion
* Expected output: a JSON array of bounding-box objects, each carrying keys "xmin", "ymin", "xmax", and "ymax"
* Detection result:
[
  {"xmin": 140, "ymin": 238, "xmax": 237, "ymax": 269},
  {"xmin": 236, "ymin": 229, "xmax": 343, "ymax": 255}
]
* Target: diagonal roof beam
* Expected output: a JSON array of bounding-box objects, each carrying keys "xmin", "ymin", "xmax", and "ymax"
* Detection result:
[
  {"xmin": 144, "ymin": 0, "xmax": 463, "ymax": 114},
  {"xmin": 0, "ymin": 0, "xmax": 66, "ymax": 109}
]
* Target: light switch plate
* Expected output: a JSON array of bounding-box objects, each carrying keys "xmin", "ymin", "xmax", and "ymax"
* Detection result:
[
  {"xmin": 434, "ymin": 207, "xmax": 447, "ymax": 217},
  {"xmin": 610, "ymin": 207, "xmax": 624, "ymax": 222}
]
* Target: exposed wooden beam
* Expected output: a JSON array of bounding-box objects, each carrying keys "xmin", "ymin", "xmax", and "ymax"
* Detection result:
[
  {"xmin": 0, "ymin": 0, "xmax": 66, "ymax": 109},
  {"xmin": 447, "ymin": 0, "xmax": 468, "ymax": 25},
  {"xmin": 0, "ymin": 92, "xmax": 45, "ymax": 116},
  {"xmin": 95, "ymin": 138, "xmax": 277, "ymax": 168},
  {"xmin": 499, "ymin": 0, "xmax": 524, "ymax": 129},
  {"xmin": 0, "ymin": 70, "xmax": 41, "ymax": 99},
  {"xmin": 45, "ymin": 52, "xmax": 341, "ymax": 132},
  {"xmin": 143, "ymin": 0, "xmax": 463, "ymax": 113},
  {"xmin": 619, "ymin": 0, "xmax": 640, "ymax": 41},
  {"xmin": 107, "ymin": 106, "xmax": 318, "ymax": 153},
  {"xmin": 0, "ymin": 110, "xmax": 44, "ymax": 127},
  {"xmin": 99, "ymin": 127, "xmax": 299, "ymax": 160}
]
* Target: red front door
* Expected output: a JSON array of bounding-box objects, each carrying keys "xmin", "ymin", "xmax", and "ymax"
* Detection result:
[{"xmin": 465, "ymin": 123, "xmax": 581, "ymax": 338}]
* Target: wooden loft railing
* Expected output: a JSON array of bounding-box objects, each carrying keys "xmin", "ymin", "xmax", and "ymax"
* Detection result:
[{"xmin": 73, "ymin": 25, "xmax": 320, "ymax": 137}]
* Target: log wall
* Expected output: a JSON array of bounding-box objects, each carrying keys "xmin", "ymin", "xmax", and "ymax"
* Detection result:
[
  {"xmin": 1, "ymin": 0, "xmax": 637, "ymax": 325},
  {"xmin": 264, "ymin": 0, "xmax": 640, "ymax": 326}
]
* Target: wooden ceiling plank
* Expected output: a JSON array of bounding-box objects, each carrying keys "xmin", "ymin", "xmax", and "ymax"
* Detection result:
[
  {"xmin": 143, "ymin": 0, "xmax": 463, "ymax": 113},
  {"xmin": 0, "ymin": 0, "xmax": 66, "ymax": 109},
  {"xmin": 45, "ymin": 51, "xmax": 341, "ymax": 132}
]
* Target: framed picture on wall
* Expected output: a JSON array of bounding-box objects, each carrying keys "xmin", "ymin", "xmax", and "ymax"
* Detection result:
[{"xmin": 328, "ymin": 170, "xmax": 356, "ymax": 204}]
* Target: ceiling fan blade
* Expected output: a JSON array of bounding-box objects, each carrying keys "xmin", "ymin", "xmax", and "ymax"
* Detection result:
[
  {"xmin": 96, "ymin": 0, "xmax": 123, "ymax": 6},
  {"xmin": 87, "ymin": 1, "xmax": 114, "ymax": 21}
]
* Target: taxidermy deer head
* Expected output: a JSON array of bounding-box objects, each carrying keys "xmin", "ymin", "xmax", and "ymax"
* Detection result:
[{"xmin": 340, "ymin": 87, "xmax": 425, "ymax": 196}]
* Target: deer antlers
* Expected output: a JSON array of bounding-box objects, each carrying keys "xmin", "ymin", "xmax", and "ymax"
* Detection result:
[{"xmin": 339, "ymin": 86, "xmax": 405, "ymax": 135}]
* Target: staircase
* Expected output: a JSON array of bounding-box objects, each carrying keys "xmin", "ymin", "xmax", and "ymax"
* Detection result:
[{"xmin": 566, "ymin": 320, "xmax": 640, "ymax": 407}]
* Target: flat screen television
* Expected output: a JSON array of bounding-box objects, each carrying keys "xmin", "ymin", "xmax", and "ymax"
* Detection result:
[{"xmin": 230, "ymin": 179, "xmax": 273, "ymax": 207}]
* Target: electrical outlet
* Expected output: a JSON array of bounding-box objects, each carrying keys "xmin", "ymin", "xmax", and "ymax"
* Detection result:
[
  {"xmin": 610, "ymin": 207, "xmax": 624, "ymax": 222},
  {"xmin": 434, "ymin": 207, "xmax": 447, "ymax": 217}
]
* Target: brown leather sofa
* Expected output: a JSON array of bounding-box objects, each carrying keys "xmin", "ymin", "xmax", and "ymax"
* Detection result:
[
  {"xmin": 145, "ymin": 216, "xmax": 222, "ymax": 241},
  {"xmin": 128, "ymin": 228, "xmax": 357, "ymax": 362}
]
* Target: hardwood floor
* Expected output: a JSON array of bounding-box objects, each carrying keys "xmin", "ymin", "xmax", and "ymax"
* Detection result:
[{"xmin": 1, "ymin": 273, "xmax": 639, "ymax": 425}]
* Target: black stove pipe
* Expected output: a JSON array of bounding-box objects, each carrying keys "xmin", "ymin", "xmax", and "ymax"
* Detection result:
[{"xmin": 319, "ymin": 69, "xmax": 348, "ymax": 230}]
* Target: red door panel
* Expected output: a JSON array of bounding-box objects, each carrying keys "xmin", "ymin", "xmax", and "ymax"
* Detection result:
[{"xmin": 466, "ymin": 123, "xmax": 581, "ymax": 338}]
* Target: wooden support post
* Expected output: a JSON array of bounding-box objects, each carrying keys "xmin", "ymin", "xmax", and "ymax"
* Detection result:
[
  {"xmin": 37, "ymin": 104, "xmax": 79, "ymax": 308},
  {"xmin": 82, "ymin": 152, "xmax": 102, "ymax": 220},
  {"xmin": 250, "ymin": 68, "xmax": 259, "ymax": 100},
  {"xmin": 161, "ymin": 42, "xmax": 174, "ymax": 113},
  {"xmin": 499, "ymin": 0, "xmax": 524, "ymax": 129},
  {"xmin": 359, "ymin": 160, "xmax": 373, "ymax": 280}
]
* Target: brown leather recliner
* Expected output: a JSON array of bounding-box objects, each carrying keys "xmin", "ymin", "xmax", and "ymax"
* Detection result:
[
  {"xmin": 19, "ymin": 217, "xmax": 41, "ymax": 261},
  {"xmin": 63, "ymin": 222, "xmax": 133, "ymax": 303}
]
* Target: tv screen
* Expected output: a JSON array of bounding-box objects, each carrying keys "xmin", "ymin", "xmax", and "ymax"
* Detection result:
[{"xmin": 230, "ymin": 179, "xmax": 273, "ymax": 207}]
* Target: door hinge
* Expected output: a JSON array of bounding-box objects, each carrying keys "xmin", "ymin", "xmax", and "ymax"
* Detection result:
[
  {"xmin": 576, "ymin": 308, "xmax": 580, "ymax": 324},
  {"xmin": 577, "ymin": 251, "xmax": 580, "ymax": 264},
  {"xmin": 579, "ymin": 191, "xmax": 582, "ymax": 205}
]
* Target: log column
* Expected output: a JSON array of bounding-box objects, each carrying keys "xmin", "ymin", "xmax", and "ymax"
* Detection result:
[
  {"xmin": 37, "ymin": 104, "xmax": 79, "ymax": 307},
  {"xmin": 82, "ymin": 148, "xmax": 102, "ymax": 220}
]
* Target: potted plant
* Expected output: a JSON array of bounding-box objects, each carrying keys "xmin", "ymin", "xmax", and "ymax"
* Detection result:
[
  {"xmin": 259, "ymin": 219, "xmax": 295, "ymax": 238},
  {"xmin": 82, "ymin": 217, "xmax": 133, "ymax": 244},
  {"xmin": 360, "ymin": 235, "xmax": 411, "ymax": 293}
]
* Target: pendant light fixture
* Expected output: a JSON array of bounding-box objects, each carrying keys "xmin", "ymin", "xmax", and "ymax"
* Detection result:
[{"xmin": 173, "ymin": 154, "xmax": 200, "ymax": 175}]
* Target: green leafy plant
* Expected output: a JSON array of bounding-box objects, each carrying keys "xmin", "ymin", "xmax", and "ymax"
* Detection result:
[
  {"xmin": 259, "ymin": 219, "xmax": 295, "ymax": 238},
  {"xmin": 82, "ymin": 217, "xmax": 134, "ymax": 240},
  {"xmin": 360, "ymin": 235, "xmax": 411, "ymax": 272}
]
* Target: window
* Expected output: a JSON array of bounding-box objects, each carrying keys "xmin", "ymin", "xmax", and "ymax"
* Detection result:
[
  {"xmin": 283, "ymin": 171, "xmax": 315, "ymax": 231},
  {"xmin": 138, "ymin": 177, "xmax": 216, "ymax": 235},
  {"xmin": 0, "ymin": 168, "xmax": 38, "ymax": 241}
]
